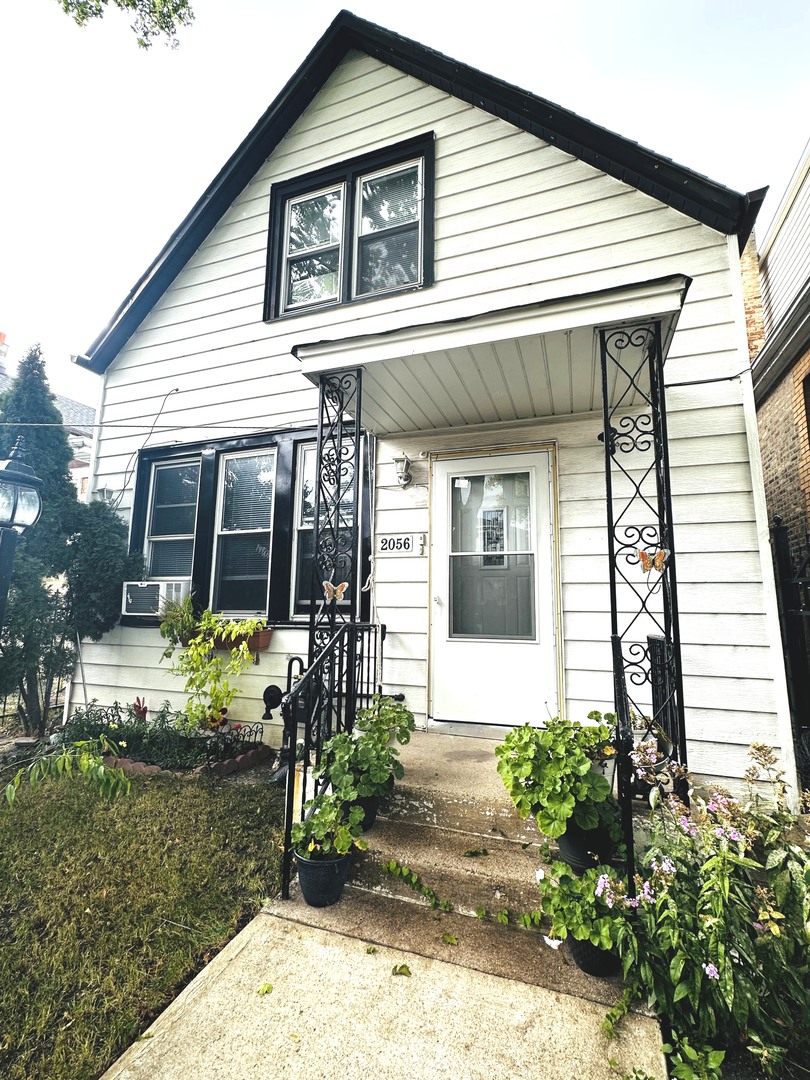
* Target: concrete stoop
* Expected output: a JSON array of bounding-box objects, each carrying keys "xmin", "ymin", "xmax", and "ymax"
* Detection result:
[{"xmin": 102, "ymin": 731, "xmax": 667, "ymax": 1080}]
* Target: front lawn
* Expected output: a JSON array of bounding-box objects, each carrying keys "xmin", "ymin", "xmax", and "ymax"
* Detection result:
[{"xmin": 0, "ymin": 773, "xmax": 284, "ymax": 1080}]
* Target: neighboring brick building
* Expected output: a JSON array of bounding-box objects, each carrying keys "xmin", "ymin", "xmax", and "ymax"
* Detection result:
[
  {"xmin": 753, "ymin": 139, "xmax": 810, "ymax": 782},
  {"xmin": 754, "ymin": 140, "xmax": 810, "ymax": 559}
]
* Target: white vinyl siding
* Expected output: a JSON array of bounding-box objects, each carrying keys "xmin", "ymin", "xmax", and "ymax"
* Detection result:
[{"xmin": 76, "ymin": 51, "xmax": 787, "ymax": 784}]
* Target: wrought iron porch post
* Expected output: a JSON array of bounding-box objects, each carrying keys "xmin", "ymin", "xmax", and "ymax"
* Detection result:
[
  {"xmin": 599, "ymin": 321, "xmax": 688, "ymax": 882},
  {"xmin": 308, "ymin": 369, "xmax": 363, "ymax": 736}
]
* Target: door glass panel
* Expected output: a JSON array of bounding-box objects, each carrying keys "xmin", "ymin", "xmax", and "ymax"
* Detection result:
[{"xmin": 449, "ymin": 471, "xmax": 535, "ymax": 639}]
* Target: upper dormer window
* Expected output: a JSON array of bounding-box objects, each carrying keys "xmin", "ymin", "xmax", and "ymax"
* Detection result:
[{"xmin": 265, "ymin": 134, "xmax": 434, "ymax": 320}]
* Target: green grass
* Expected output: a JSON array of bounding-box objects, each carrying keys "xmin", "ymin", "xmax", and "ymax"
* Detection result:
[{"xmin": 0, "ymin": 773, "xmax": 284, "ymax": 1080}]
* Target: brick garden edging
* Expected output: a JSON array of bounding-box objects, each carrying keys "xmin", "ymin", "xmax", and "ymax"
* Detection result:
[{"xmin": 102, "ymin": 741, "xmax": 275, "ymax": 779}]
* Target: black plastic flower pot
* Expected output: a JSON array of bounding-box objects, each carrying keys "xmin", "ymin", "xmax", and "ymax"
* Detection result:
[
  {"xmin": 556, "ymin": 819, "xmax": 616, "ymax": 875},
  {"xmin": 354, "ymin": 794, "xmax": 381, "ymax": 831},
  {"xmin": 567, "ymin": 936, "xmax": 621, "ymax": 978},
  {"xmin": 293, "ymin": 851, "xmax": 352, "ymax": 907}
]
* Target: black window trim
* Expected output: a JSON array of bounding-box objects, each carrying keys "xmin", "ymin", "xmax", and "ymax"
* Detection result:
[
  {"xmin": 264, "ymin": 132, "xmax": 435, "ymax": 321},
  {"xmin": 123, "ymin": 426, "xmax": 371, "ymax": 628}
]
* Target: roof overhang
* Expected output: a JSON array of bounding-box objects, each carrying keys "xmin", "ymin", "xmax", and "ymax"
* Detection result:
[{"xmin": 293, "ymin": 275, "xmax": 691, "ymax": 436}]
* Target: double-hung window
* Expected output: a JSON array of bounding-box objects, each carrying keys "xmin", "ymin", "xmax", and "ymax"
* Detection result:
[
  {"xmin": 146, "ymin": 461, "xmax": 199, "ymax": 578},
  {"xmin": 129, "ymin": 430, "xmax": 369, "ymax": 624},
  {"xmin": 212, "ymin": 450, "xmax": 276, "ymax": 614},
  {"xmin": 266, "ymin": 134, "xmax": 434, "ymax": 319}
]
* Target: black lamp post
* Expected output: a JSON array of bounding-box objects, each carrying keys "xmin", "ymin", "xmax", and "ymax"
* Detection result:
[{"xmin": 0, "ymin": 438, "xmax": 43, "ymax": 629}]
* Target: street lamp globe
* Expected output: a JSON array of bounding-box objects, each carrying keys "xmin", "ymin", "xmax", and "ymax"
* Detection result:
[{"xmin": 0, "ymin": 438, "xmax": 43, "ymax": 532}]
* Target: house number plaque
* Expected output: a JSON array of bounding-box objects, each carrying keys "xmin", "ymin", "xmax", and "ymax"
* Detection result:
[{"xmin": 377, "ymin": 533, "xmax": 425, "ymax": 556}]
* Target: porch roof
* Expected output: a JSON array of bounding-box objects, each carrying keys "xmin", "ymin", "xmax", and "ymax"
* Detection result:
[{"xmin": 292, "ymin": 275, "xmax": 691, "ymax": 437}]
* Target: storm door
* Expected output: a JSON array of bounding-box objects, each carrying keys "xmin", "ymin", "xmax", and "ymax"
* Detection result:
[{"xmin": 429, "ymin": 450, "xmax": 557, "ymax": 731}]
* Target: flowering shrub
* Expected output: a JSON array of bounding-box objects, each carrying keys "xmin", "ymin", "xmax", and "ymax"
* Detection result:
[{"xmin": 537, "ymin": 744, "xmax": 810, "ymax": 1078}]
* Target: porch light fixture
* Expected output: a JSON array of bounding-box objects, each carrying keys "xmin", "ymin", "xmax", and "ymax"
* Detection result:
[
  {"xmin": 393, "ymin": 452, "xmax": 412, "ymax": 488},
  {"xmin": 0, "ymin": 437, "xmax": 43, "ymax": 628}
]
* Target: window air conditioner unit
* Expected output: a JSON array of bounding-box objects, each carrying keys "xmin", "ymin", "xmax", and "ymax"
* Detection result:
[{"xmin": 122, "ymin": 579, "xmax": 191, "ymax": 617}]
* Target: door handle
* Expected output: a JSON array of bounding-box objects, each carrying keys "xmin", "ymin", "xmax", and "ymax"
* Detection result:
[{"xmin": 433, "ymin": 595, "xmax": 441, "ymax": 604}]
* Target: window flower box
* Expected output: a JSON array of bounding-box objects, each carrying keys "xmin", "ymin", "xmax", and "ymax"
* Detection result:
[{"xmin": 212, "ymin": 626, "xmax": 273, "ymax": 652}]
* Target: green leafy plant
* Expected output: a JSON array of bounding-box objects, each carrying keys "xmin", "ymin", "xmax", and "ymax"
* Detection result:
[
  {"xmin": 354, "ymin": 694, "xmax": 416, "ymax": 745},
  {"xmin": 158, "ymin": 596, "xmax": 200, "ymax": 656},
  {"xmin": 315, "ymin": 696, "xmax": 416, "ymax": 801},
  {"xmin": 163, "ymin": 609, "xmax": 266, "ymax": 734},
  {"xmin": 316, "ymin": 729, "xmax": 402, "ymax": 799},
  {"xmin": 537, "ymin": 743, "xmax": 810, "ymax": 1077},
  {"xmin": 4, "ymin": 735, "xmax": 130, "ymax": 806},
  {"xmin": 537, "ymin": 861, "xmax": 626, "ymax": 953},
  {"xmin": 61, "ymin": 699, "xmax": 210, "ymax": 771},
  {"xmin": 495, "ymin": 713, "xmax": 615, "ymax": 837},
  {"xmin": 291, "ymin": 792, "xmax": 368, "ymax": 860}
]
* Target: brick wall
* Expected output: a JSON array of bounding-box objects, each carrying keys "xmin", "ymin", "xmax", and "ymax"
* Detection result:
[
  {"xmin": 757, "ymin": 343, "xmax": 810, "ymax": 561},
  {"xmin": 741, "ymin": 234, "xmax": 765, "ymax": 361}
]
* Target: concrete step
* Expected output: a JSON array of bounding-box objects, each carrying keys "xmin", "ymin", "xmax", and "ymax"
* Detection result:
[
  {"xmin": 351, "ymin": 817, "xmax": 546, "ymax": 916},
  {"xmin": 267, "ymin": 884, "xmax": 653, "ymax": 1018},
  {"xmin": 384, "ymin": 730, "xmax": 539, "ymax": 843},
  {"xmin": 382, "ymin": 781, "xmax": 539, "ymax": 843}
]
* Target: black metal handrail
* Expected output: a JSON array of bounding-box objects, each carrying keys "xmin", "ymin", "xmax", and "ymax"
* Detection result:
[{"xmin": 279, "ymin": 621, "xmax": 383, "ymax": 898}]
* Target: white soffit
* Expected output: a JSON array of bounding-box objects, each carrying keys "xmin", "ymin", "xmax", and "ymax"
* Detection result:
[{"xmin": 294, "ymin": 275, "xmax": 690, "ymax": 437}]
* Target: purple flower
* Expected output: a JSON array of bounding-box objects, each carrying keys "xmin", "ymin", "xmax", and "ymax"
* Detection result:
[
  {"xmin": 678, "ymin": 815, "xmax": 698, "ymax": 838},
  {"xmin": 624, "ymin": 896, "xmax": 639, "ymax": 909},
  {"xmin": 753, "ymin": 922, "xmax": 764, "ymax": 933},
  {"xmin": 728, "ymin": 828, "xmax": 743, "ymax": 842},
  {"xmin": 640, "ymin": 880, "xmax": 655, "ymax": 904},
  {"xmin": 595, "ymin": 873, "xmax": 615, "ymax": 908},
  {"xmin": 702, "ymin": 962, "xmax": 720, "ymax": 980}
]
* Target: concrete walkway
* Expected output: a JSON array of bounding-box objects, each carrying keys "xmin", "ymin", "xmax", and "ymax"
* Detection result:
[
  {"xmin": 102, "ymin": 905, "xmax": 664, "ymax": 1080},
  {"xmin": 102, "ymin": 732, "xmax": 667, "ymax": 1080}
]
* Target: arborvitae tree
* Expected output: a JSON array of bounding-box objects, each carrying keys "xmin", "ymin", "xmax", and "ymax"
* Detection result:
[{"xmin": 0, "ymin": 345, "xmax": 141, "ymax": 735}]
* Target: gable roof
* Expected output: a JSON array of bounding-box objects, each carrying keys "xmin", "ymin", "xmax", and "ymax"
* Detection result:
[{"xmin": 77, "ymin": 9, "xmax": 766, "ymax": 376}]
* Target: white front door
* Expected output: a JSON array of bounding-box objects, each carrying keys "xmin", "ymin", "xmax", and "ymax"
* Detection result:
[{"xmin": 429, "ymin": 450, "xmax": 558, "ymax": 732}]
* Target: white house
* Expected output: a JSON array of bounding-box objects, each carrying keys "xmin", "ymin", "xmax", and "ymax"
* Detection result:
[{"xmin": 71, "ymin": 12, "xmax": 796, "ymax": 796}]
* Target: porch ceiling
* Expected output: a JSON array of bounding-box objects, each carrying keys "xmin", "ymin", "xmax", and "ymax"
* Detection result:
[{"xmin": 294, "ymin": 275, "xmax": 690, "ymax": 437}]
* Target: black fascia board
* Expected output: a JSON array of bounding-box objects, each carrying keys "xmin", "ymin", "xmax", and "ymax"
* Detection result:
[{"xmin": 77, "ymin": 9, "xmax": 762, "ymax": 375}]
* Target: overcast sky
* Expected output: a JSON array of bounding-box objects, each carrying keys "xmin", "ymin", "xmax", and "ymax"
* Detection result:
[{"xmin": 1, "ymin": 0, "xmax": 808, "ymax": 406}]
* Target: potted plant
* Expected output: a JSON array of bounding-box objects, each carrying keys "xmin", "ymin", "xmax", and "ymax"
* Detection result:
[
  {"xmin": 316, "ymin": 730, "xmax": 400, "ymax": 829},
  {"xmin": 162, "ymin": 608, "xmax": 268, "ymax": 734},
  {"xmin": 291, "ymin": 792, "xmax": 368, "ymax": 906},
  {"xmin": 354, "ymin": 694, "xmax": 416, "ymax": 746},
  {"xmin": 536, "ymin": 860, "xmax": 624, "ymax": 977},
  {"xmin": 211, "ymin": 622, "xmax": 273, "ymax": 652},
  {"xmin": 159, "ymin": 596, "xmax": 200, "ymax": 656},
  {"xmin": 496, "ymin": 713, "xmax": 620, "ymax": 871},
  {"xmin": 315, "ymin": 696, "xmax": 416, "ymax": 828}
]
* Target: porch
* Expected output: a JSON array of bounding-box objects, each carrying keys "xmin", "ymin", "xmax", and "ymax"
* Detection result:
[{"xmin": 279, "ymin": 274, "xmax": 693, "ymax": 896}]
